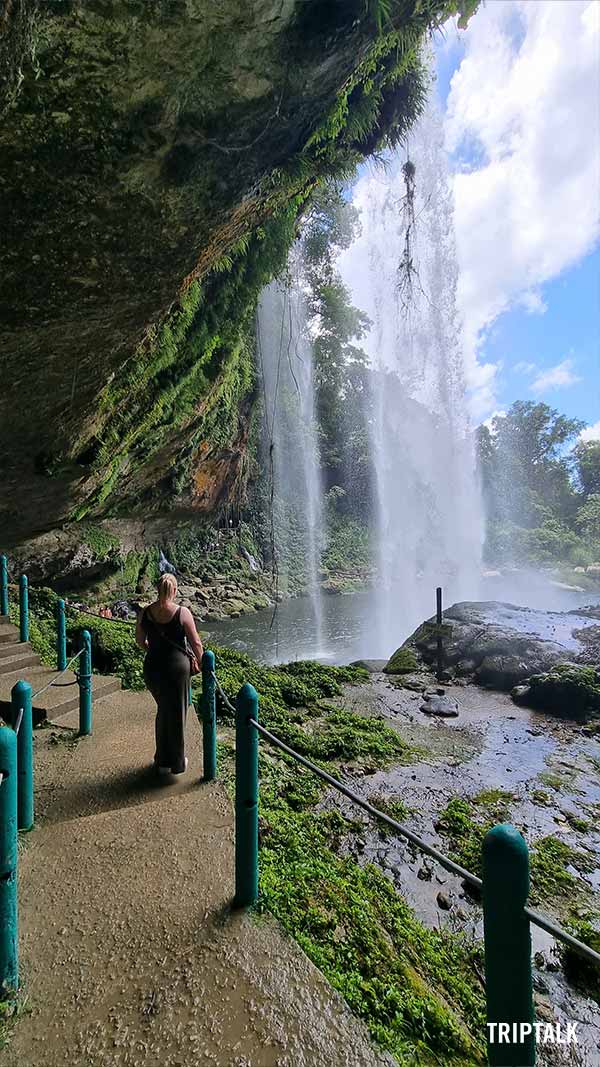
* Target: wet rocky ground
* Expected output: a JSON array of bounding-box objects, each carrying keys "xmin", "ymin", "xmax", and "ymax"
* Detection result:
[{"xmin": 328, "ymin": 672, "xmax": 600, "ymax": 1065}]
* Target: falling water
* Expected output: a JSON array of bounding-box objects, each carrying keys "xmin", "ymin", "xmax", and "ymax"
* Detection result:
[
  {"xmin": 338, "ymin": 100, "xmax": 483, "ymax": 655},
  {"xmin": 257, "ymin": 262, "xmax": 326, "ymax": 657}
]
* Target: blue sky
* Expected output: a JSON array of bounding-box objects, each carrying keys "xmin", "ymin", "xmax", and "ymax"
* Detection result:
[{"xmin": 434, "ymin": 0, "xmax": 600, "ymax": 436}]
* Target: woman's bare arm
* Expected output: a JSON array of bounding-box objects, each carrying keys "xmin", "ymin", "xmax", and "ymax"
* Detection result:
[
  {"xmin": 135, "ymin": 610, "xmax": 148, "ymax": 651},
  {"xmin": 181, "ymin": 607, "xmax": 204, "ymax": 661}
]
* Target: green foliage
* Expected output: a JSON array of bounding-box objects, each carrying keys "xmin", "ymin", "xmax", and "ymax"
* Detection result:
[
  {"xmin": 577, "ymin": 493, "xmax": 600, "ymax": 542},
  {"xmin": 300, "ymin": 185, "xmax": 375, "ymax": 520},
  {"xmin": 524, "ymin": 663, "xmax": 600, "ymax": 721},
  {"xmin": 574, "ymin": 440, "xmax": 600, "ymax": 497},
  {"xmin": 477, "ymin": 402, "xmax": 600, "ymax": 567},
  {"xmin": 321, "ymin": 512, "xmax": 374, "ymax": 586}
]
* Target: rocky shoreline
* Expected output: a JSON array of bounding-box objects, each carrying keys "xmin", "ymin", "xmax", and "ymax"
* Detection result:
[{"xmin": 382, "ymin": 601, "xmax": 600, "ymax": 725}]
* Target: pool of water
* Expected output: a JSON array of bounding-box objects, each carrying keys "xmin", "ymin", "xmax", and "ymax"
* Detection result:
[{"xmin": 203, "ymin": 575, "xmax": 600, "ymax": 665}]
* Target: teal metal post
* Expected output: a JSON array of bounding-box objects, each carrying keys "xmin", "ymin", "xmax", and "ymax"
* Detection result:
[
  {"xmin": 483, "ymin": 824, "xmax": 535, "ymax": 1066},
  {"xmin": 234, "ymin": 683, "xmax": 259, "ymax": 908},
  {"xmin": 201, "ymin": 650, "xmax": 217, "ymax": 782},
  {"xmin": 11, "ymin": 680, "xmax": 33, "ymax": 832},
  {"xmin": 0, "ymin": 726, "xmax": 18, "ymax": 990},
  {"xmin": 0, "ymin": 555, "xmax": 8, "ymax": 616},
  {"xmin": 57, "ymin": 598, "xmax": 67, "ymax": 671},
  {"xmin": 78, "ymin": 630, "xmax": 92, "ymax": 736},
  {"xmin": 19, "ymin": 574, "xmax": 28, "ymax": 643}
]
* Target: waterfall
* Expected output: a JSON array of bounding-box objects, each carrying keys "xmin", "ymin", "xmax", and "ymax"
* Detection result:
[
  {"xmin": 338, "ymin": 100, "xmax": 483, "ymax": 655},
  {"xmin": 257, "ymin": 261, "xmax": 326, "ymax": 657}
]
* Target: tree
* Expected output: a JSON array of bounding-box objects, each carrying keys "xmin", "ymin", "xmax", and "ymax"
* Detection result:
[
  {"xmin": 576, "ymin": 494, "xmax": 600, "ymax": 543},
  {"xmin": 299, "ymin": 184, "xmax": 375, "ymax": 518},
  {"xmin": 480, "ymin": 402, "xmax": 583, "ymax": 528},
  {"xmin": 476, "ymin": 401, "xmax": 590, "ymax": 566},
  {"xmin": 574, "ymin": 440, "xmax": 600, "ymax": 497}
]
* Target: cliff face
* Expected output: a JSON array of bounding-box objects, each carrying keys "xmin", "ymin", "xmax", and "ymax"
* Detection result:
[{"xmin": 0, "ymin": 0, "xmax": 459, "ymax": 552}]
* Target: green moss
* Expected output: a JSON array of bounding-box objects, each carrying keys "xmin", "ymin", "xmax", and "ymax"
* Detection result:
[
  {"xmin": 561, "ymin": 921, "xmax": 600, "ymax": 1005},
  {"xmin": 368, "ymin": 792, "xmax": 411, "ymax": 834},
  {"xmin": 529, "ymin": 836, "xmax": 595, "ymax": 914},
  {"xmin": 78, "ymin": 524, "xmax": 119, "ymax": 560},
  {"xmin": 257, "ymin": 806, "xmax": 485, "ymax": 1065},
  {"xmin": 435, "ymin": 795, "xmax": 513, "ymax": 880},
  {"xmin": 384, "ymin": 647, "xmax": 419, "ymax": 675},
  {"xmin": 436, "ymin": 797, "xmax": 596, "ymax": 918},
  {"xmin": 565, "ymin": 814, "xmax": 591, "ymax": 833}
]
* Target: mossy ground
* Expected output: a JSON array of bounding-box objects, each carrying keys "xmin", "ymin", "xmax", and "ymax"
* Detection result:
[
  {"xmin": 19, "ymin": 586, "xmax": 486, "ymax": 1064},
  {"xmin": 435, "ymin": 792, "xmax": 597, "ymax": 921}
]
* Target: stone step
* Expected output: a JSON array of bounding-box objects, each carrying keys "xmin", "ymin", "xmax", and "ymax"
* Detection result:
[
  {"xmin": 0, "ymin": 667, "xmax": 121, "ymax": 724},
  {"xmin": 0, "ymin": 621, "xmax": 19, "ymax": 644},
  {"xmin": 0, "ymin": 651, "xmax": 41, "ymax": 676},
  {"xmin": 0, "ymin": 639, "xmax": 32, "ymax": 660}
]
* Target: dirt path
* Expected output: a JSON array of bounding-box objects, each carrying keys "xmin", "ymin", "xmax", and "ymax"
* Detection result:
[{"xmin": 4, "ymin": 691, "xmax": 392, "ymax": 1067}]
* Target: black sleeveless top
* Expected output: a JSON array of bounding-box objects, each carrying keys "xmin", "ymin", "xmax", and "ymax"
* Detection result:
[{"xmin": 142, "ymin": 606, "xmax": 188, "ymax": 662}]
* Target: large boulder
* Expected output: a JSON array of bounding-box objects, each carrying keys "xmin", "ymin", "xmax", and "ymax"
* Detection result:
[{"xmin": 386, "ymin": 602, "xmax": 569, "ymax": 691}]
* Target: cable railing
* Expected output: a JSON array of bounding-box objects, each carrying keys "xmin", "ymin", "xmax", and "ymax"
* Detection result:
[
  {"xmin": 2, "ymin": 554, "xmax": 599, "ymax": 1065},
  {"xmin": 207, "ymin": 662, "xmax": 599, "ymax": 1067},
  {"xmin": 1, "ymin": 555, "xmax": 97, "ymax": 995}
]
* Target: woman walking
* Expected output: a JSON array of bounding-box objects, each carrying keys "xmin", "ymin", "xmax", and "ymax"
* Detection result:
[{"xmin": 136, "ymin": 574, "xmax": 204, "ymax": 775}]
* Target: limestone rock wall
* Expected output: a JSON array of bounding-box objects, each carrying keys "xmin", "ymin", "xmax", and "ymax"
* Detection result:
[{"xmin": 0, "ymin": 0, "xmax": 454, "ymax": 550}]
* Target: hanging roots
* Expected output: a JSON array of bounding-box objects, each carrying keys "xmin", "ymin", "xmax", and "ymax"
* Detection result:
[
  {"xmin": 396, "ymin": 157, "xmax": 427, "ymax": 315},
  {"xmin": 0, "ymin": 0, "xmax": 40, "ymax": 118}
]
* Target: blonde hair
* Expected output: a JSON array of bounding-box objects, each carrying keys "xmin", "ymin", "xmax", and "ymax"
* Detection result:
[{"xmin": 157, "ymin": 573, "xmax": 178, "ymax": 603}]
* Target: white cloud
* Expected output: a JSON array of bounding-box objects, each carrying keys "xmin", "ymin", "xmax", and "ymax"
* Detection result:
[
  {"xmin": 513, "ymin": 361, "xmax": 536, "ymax": 375},
  {"xmin": 580, "ymin": 420, "xmax": 600, "ymax": 442},
  {"xmin": 518, "ymin": 289, "xmax": 548, "ymax": 315},
  {"xmin": 443, "ymin": 0, "xmax": 600, "ymax": 413},
  {"xmin": 530, "ymin": 358, "xmax": 581, "ymax": 394}
]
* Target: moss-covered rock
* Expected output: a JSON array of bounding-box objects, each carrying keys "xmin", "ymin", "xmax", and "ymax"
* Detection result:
[
  {"xmin": 514, "ymin": 663, "xmax": 600, "ymax": 721},
  {"xmin": 384, "ymin": 646, "xmax": 419, "ymax": 674}
]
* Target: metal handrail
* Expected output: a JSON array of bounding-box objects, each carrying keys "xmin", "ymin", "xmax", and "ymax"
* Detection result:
[
  {"xmin": 210, "ymin": 666, "xmax": 600, "ymax": 969},
  {"xmin": 31, "ymin": 647, "xmax": 85, "ymax": 700},
  {"xmin": 71, "ymin": 608, "xmax": 135, "ymax": 626}
]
